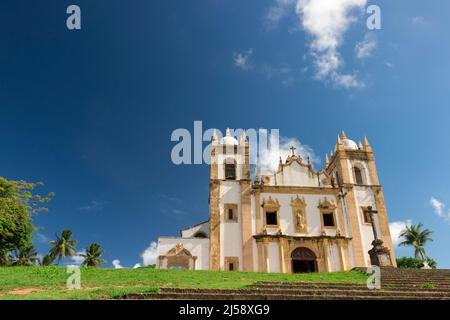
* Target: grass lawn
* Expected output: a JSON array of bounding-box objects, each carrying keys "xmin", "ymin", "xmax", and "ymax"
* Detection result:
[{"xmin": 0, "ymin": 266, "xmax": 367, "ymax": 300}]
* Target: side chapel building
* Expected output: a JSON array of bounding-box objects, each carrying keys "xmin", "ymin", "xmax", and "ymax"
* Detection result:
[{"xmin": 156, "ymin": 130, "xmax": 396, "ymax": 273}]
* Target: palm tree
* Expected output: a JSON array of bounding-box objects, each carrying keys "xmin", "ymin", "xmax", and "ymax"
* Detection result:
[
  {"xmin": 48, "ymin": 229, "xmax": 77, "ymax": 264},
  {"xmin": 41, "ymin": 254, "xmax": 54, "ymax": 266},
  {"xmin": 81, "ymin": 243, "xmax": 106, "ymax": 267},
  {"xmin": 399, "ymin": 223, "xmax": 433, "ymax": 260},
  {"xmin": 11, "ymin": 246, "xmax": 40, "ymax": 266}
]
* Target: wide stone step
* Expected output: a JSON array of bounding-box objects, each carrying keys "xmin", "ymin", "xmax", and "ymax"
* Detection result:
[
  {"xmin": 159, "ymin": 288, "xmax": 450, "ymax": 298},
  {"xmin": 255, "ymin": 283, "xmax": 450, "ymax": 292},
  {"xmin": 127, "ymin": 292, "xmax": 450, "ymax": 300}
]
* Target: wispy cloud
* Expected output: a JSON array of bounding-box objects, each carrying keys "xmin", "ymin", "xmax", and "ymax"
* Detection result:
[
  {"xmin": 233, "ymin": 49, "xmax": 253, "ymax": 71},
  {"xmin": 259, "ymin": 134, "xmax": 319, "ymax": 174},
  {"xmin": 430, "ymin": 197, "xmax": 450, "ymax": 223},
  {"xmin": 296, "ymin": 0, "xmax": 367, "ymax": 88},
  {"xmin": 112, "ymin": 259, "xmax": 123, "ymax": 269},
  {"xmin": 34, "ymin": 232, "xmax": 49, "ymax": 244},
  {"xmin": 234, "ymin": 50, "xmax": 296, "ymax": 86},
  {"xmin": 264, "ymin": 0, "xmax": 296, "ymax": 30},
  {"xmin": 412, "ymin": 16, "xmax": 426, "ymax": 25},
  {"xmin": 79, "ymin": 200, "xmax": 107, "ymax": 212},
  {"xmin": 156, "ymin": 193, "xmax": 183, "ymax": 204},
  {"xmin": 355, "ymin": 33, "xmax": 377, "ymax": 59},
  {"xmin": 389, "ymin": 220, "xmax": 412, "ymax": 246}
]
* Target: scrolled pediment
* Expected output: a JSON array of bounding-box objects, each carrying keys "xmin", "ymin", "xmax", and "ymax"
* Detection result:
[
  {"xmin": 262, "ymin": 196, "xmax": 280, "ymax": 208},
  {"xmin": 290, "ymin": 195, "xmax": 306, "ymax": 207},
  {"xmin": 318, "ymin": 197, "xmax": 337, "ymax": 210}
]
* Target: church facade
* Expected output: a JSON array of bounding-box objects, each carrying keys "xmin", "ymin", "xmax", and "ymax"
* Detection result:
[{"xmin": 156, "ymin": 130, "xmax": 396, "ymax": 273}]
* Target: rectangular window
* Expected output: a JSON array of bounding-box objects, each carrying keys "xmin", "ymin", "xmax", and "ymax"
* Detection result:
[
  {"xmin": 228, "ymin": 208, "xmax": 234, "ymax": 220},
  {"xmin": 363, "ymin": 209, "xmax": 372, "ymax": 224},
  {"xmin": 224, "ymin": 204, "xmax": 238, "ymax": 222},
  {"xmin": 229, "ymin": 263, "xmax": 234, "ymax": 271},
  {"xmin": 322, "ymin": 212, "xmax": 335, "ymax": 227},
  {"xmin": 266, "ymin": 211, "xmax": 278, "ymax": 225}
]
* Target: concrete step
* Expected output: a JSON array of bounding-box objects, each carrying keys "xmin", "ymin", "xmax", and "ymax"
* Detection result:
[
  {"xmin": 127, "ymin": 292, "xmax": 450, "ymax": 300},
  {"xmin": 159, "ymin": 288, "xmax": 450, "ymax": 298},
  {"xmin": 255, "ymin": 283, "xmax": 450, "ymax": 292}
]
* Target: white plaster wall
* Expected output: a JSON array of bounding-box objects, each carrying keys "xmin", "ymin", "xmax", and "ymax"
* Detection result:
[
  {"xmin": 268, "ymin": 242, "xmax": 280, "ymax": 273},
  {"xmin": 353, "ymin": 187, "xmax": 378, "ymax": 267},
  {"xmin": 157, "ymin": 237, "xmax": 210, "ymax": 270},
  {"xmin": 220, "ymin": 181, "xmax": 243, "ymax": 270},
  {"xmin": 181, "ymin": 221, "xmax": 210, "ymax": 238},
  {"xmin": 260, "ymin": 193, "xmax": 340, "ymax": 237},
  {"xmin": 328, "ymin": 243, "xmax": 341, "ymax": 272},
  {"xmin": 275, "ymin": 162, "xmax": 319, "ymax": 187}
]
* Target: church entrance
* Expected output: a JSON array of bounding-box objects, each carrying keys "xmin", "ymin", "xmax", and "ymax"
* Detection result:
[{"xmin": 291, "ymin": 247, "xmax": 317, "ymax": 273}]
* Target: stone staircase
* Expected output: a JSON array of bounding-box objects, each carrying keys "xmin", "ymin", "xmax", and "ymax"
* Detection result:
[{"xmin": 125, "ymin": 268, "xmax": 450, "ymax": 300}]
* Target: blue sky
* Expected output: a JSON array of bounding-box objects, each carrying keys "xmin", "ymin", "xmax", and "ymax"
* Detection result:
[{"xmin": 1, "ymin": 0, "xmax": 449, "ymax": 268}]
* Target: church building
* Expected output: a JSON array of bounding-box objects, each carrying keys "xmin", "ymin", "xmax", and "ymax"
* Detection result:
[{"xmin": 156, "ymin": 130, "xmax": 396, "ymax": 273}]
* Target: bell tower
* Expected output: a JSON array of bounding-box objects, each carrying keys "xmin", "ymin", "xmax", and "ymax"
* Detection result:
[
  {"xmin": 209, "ymin": 128, "xmax": 252, "ymax": 271},
  {"xmin": 326, "ymin": 132, "xmax": 396, "ymax": 267}
]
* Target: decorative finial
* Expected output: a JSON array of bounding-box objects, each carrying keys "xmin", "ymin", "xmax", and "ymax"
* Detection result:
[
  {"xmin": 364, "ymin": 135, "xmax": 372, "ymax": 152},
  {"xmin": 325, "ymin": 154, "xmax": 329, "ymax": 167},
  {"xmin": 226, "ymin": 128, "xmax": 231, "ymax": 137},
  {"xmin": 240, "ymin": 130, "xmax": 247, "ymax": 144},
  {"xmin": 341, "ymin": 131, "xmax": 347, "ymax": 140},
  {"xmin": 254, "ymin": 165, "xmax": 259, "ymax": 183},
  {"xmin": 358, "ymin": 140, "xmax": 363, "ymax": 150},
  {"xmin": 337, "ymin": 135, "xmax": 344, "ymax": 151}
]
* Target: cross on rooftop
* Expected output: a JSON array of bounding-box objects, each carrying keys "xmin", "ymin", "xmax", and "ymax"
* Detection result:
[{"xmin": 290, "ymin": 146, "xmax": 296, "ymax": 156}]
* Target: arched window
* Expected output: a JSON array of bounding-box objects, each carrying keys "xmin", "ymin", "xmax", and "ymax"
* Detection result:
[
  {"xmin": 353, "ymin": 167, "xmax": 364, "ymax": 185},
  {"xmin": 224, "ymin": 159, "xmax": 236, "ymax": 180},
  {"xmin": 193, "ymin": 231, "xmax": 208, "ymax": 238}
]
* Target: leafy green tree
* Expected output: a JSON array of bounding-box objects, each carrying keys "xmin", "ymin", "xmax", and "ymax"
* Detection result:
[
  {"xmin": 396, "ymin": 256, "xmax": 437, "ymax": 269},
  {"xmin": 0, "ymin": 177, "xmax": 54, "ymax": 254},
  {"xmin": 399, "ymin": 223, "xmax": 433, "ymax": 260},
  {"xmin": 11, "ymin": 246, "xmax": 40, "ymax": 266},
  {"xmin": 48, "ymin": 229, "xmax": 77, "ymax": 264},
  {"xmin": 0, "ymin": 249, "xmax": 11, "ymax": 266},
  {"xmin": 81, "ymin": 243, "xmax": 106, "ymax": 267}
]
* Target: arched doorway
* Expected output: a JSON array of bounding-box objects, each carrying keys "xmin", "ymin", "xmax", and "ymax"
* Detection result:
[{"xmin": 291, "ymin": 247, "xmax": 317, "ymax": 273}]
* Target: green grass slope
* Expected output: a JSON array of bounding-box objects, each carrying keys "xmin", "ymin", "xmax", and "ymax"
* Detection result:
[{"xmin": 0, "ymin": 266, "xmax": 367, "ymax": 300}]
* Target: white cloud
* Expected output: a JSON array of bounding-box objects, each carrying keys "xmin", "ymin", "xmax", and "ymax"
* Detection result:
[
  {"xmin": 389, "ymin": 220, "xmax": 412, "ymax": 246},
  {"xmin": 430, "ymin": 197, "xmax": 450, "ymax": 222},
  {"xmin": 141, "ymin": 242, "xmax": 158, "ymax": 266},
  {"xmin": 384, "ymin": 61, "xmax": 395, "ymax": 68},
  {"xmin": 70, "ymin": 251, "xmax": 85, "ymax": 266},
  {"xmin": 355, "ymin": 33, "xmax": 377, "ymax": 59},
  {"xmin": 259, "ymin": 135, "xmax": 319, "ymax": 174},
  {"xmin": 79, "ymin": 200, "xmax": 107, "ymax": 212},
  {"xmin": 332, "ymin": 73, "xmax": 364, "ymax": 89},
  {"xmin": 133, "ymin": 263, "xmax": 142, "ymax": 269},
  {"xmin": 112, "ymin": 259, "xmax": 123, "ymax": 269},
  {"xmin": 34, "ymin": 232, "xmax": 49, "ymax": 244},
  {"xmin": 295, "ymin": 0, "xmax": 367, "ymax": 87},
  {"xmin": 264, "ymin": 0, "xmax": 296, "ymax": 29},
  {"xmin": 233, "ymin": 49, "xmax": 253, "ymax": 71},
  {"xmin": 412, "ymin": 16, "xmax": 425, "ymax": 25}
]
